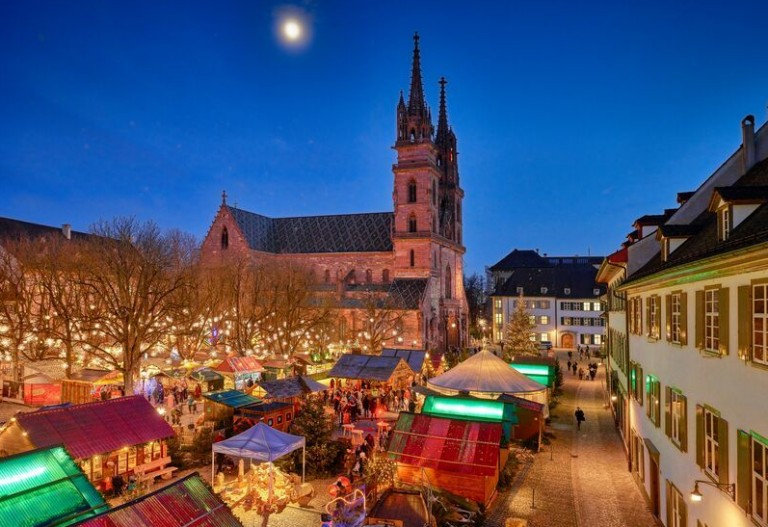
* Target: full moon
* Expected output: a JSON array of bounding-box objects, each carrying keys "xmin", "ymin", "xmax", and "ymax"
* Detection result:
[{"xmin": 283, "ymin": 19, "xmax": 302, "ymax": 41}]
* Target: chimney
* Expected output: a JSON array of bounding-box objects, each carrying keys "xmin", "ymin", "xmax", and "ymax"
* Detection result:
[
  {"xmin": 62, "ymin": 224, "xmax": 72, "ymax": 240},
  {"xmin": 742, "ymin": 115, "xmax": 756, "ymax": 174}
]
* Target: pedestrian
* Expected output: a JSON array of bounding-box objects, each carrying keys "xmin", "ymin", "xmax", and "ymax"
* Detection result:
[
  {"xmin": 578, "ymin": 367, "xmax": 584, "ymax": 380},
  {"xmin": 575, "ymin": 407, "xmax": 585, "ymax": 430},
  {"xmin": 572, "ymin": 363, "xmax": 578, "ymax": 375},
  {"xmin": 567, "ymin": 360, "xmax": 572, "ymax": 371},
  {"xmin": 187, "ymin": 394, "xmax": 196, "ymax": 414}
]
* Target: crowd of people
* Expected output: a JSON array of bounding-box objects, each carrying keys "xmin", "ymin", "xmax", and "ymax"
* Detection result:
[{"xmin": 324, "ymin": 381, "xmax": 416, "ymax": 426}]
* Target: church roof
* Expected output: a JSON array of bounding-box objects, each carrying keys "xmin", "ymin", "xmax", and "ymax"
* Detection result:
[
  {"xmin": 228, "ymin": 206, "xmax": 393, "ymax": 254},
  {"xmin": 388, "ymin": 278, "xmax": 429, "ymax": 309}
]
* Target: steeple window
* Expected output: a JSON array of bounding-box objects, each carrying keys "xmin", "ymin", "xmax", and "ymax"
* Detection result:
[
  {"xmin": 445, "ymin": 265, "xmax": 452, "ymax": 299},
  {"xmin": 410, "ymin": 250, "xmax": 415, "ymax": 267},
  {"xmin": 221, "ymin": 227, "xmax": 229, "ymax": 250},
  {"xmin": 382, "ymin": 269, "xmax": 390, "ymax": 283},
  {"xmin": 365, "ymin": 269, "xmax": 372, "ymax": 284},
  {"xmin": 408, "ymin": 214, "xmax": 417, "ymax": 233},
  {"xmin": 408, "ymin": 180, "xmax": 417, "ymax": 203}
]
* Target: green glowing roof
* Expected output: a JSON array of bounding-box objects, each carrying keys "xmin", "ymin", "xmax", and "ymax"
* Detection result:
[
  {"xmin": 510, "ymin": 363, "xmax": 556, "ymax": 388},
  {"xmin": 0, "ymin": 445, "xmax": 107, "ymax": 527},
  {"xmin": 422, "ymin": 396, "xmax": 505, "ymax": 422}
]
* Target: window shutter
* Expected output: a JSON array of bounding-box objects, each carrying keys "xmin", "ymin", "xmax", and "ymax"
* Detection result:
[
  {"xmin": 737, "ymin": 429, "xmax": 751, "ymax": 512},
  {"xmin": 665, "ymin": 294, "xmax": 672, "ymax": 341},
  {"xmin": 738, "ymin": 285, "xmax": 753, "ymax": 360},
  {"xmin": 680, "ymin": 495, "xmax": 687, "ymax": 527},
  {"xmin": 719, "ymin": 287, "xmax": 730, "ymax": 355},
  {"xmin": 695, "ymin": 405, "xmax": 704, "ymax": 468},
  {"xmin": 695, "ymin": 290, "xmax": 705, "ymax": 349},
  {"xmin": 680, "ymin": 395, "xmax": 688, "ymax": 453},
  {"xmin": 680, "ymin": 292, "xmax": 688, "ymax": 346},
  {"xmin": 665, "ymin": 480, "xmax": 672, "ymax": 527},
  {"xmin": 638, "ymin": 298, "xmax": 643, "ymax": 335},
  {"xmin": 655, "ymin": 382, "xmax": 661, "ymax": 427},
  {"xmin": 638, "ymin": 365, "xmax": 644, "ymax": 406},
  {"xmin": 718, "ymin": 417, "xmax": 729, "ymax": 485},
  {"xmin": 645, "ymin": 297, "xmax": 651, "ymax": 337},
  {"xmin": 664, "ymin": 386, "xmax": 672, "ymax": 437}
]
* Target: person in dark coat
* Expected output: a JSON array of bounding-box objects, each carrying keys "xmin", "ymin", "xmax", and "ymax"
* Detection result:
[{"xmin": 575, "ymin": 407, "xmax": 586, "ymax": 430}]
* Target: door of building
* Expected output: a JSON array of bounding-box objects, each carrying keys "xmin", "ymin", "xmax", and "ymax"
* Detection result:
[
  {"xmin": 649, "ymin": 457, "xmax": 660, "ymax": 517},
  {"xmin": 561, "ymin": 333, "xmax": 574, "ymax": 349}
]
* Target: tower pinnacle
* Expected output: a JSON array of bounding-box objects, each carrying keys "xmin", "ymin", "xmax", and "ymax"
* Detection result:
[
  {"xmin": 436, "ymin": 77, "xmax": 449, "ymax": 146},
  {"xmin": 407, "ymin": 32, "xmax": 426, "ymax": 114}
]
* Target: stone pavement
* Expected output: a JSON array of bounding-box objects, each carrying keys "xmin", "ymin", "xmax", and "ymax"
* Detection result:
[{"xmin": 484, "ymin": 351, "xmax": 659, "ymax": 527}]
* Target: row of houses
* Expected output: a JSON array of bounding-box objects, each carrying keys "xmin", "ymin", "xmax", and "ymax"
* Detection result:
[{"xmin": 598, "ymin": 114, "xmax": 768, "ymax": 527}]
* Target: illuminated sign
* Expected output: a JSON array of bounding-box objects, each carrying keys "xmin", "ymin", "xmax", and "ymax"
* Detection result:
[{"xmin": 423, "ymin": 397, "xmax": 504, "ymax": 421}]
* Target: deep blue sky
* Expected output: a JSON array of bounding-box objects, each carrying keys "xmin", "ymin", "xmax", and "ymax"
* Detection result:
[{"xmin": 2, "ymin": 1, "xmax": 767, "ymax": 274}]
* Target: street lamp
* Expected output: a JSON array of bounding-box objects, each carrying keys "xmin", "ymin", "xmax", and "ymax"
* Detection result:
[{"xmin": 690, "ymin": 480, "xmax": 735, "ymax": 502}]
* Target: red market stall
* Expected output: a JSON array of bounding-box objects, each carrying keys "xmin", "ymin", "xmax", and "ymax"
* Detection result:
[{"xmin": 214, "ymin": 356, "xmax": 264, "ymax": 390}]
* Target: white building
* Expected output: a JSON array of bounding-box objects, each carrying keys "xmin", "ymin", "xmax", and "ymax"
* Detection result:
[
  {"xmin": 488, "ymin": 250, "xmax": 605, "ymax": 349},
  {"xmin": 616, "ymin": 114, "xmax": 768, "ymax": 527}
]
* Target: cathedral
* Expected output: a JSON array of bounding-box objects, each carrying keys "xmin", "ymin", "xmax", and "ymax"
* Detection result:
[{"xmin": 200, "ymin": 34, "xmax": 468, "ymax": 353}]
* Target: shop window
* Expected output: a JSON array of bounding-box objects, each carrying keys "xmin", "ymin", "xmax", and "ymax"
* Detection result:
[
  {"xmin": 268, "ymin": 418, "xmax": 274, "ymax": 426},
  {"xmin": 287, "ymin": 413, "xmax": 292, "ymax": 421},
  {"xmin": 278, "ymin": 416, "xmax": 283, "ymax": 424}
]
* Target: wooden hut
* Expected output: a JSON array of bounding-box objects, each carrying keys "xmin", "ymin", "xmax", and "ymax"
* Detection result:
[
  {"xmin": 0, "ymin": 396, "xmax": 176, "ymax": 493},
  {"xmin": 234, "ymin": 401, "xmax": 294, "ymax": 433},
  {"xmin": 60, "ymin": 368, "xmax": 123, "ymax": 405},
  {"xmin": 386, "ymin": 412, "xmax": 502, "ymax": 506},
  {"xmin": 380, "ymin": 348, "xmax": 428, "ymax": 381},
  {"xmin": 202, "ymin": 389, "xmax": 262, "ymax": 428},
  {"xmin": 214, "ymin": 356, "xmax": 264, "ymax": 390},
  {"xmin": 20, "ymin": 360, "xmax": 68, "ymax": 406},
  {"xmin": 328, "ymin": 354, "xmax": 414, "ymax": 390}
]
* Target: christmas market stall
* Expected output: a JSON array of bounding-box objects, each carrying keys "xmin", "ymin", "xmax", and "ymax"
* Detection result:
[
  {"xmin": 234, "ymin": 401, "xmax": 294, "ymax": 433},
  {"xmin": 74, "ymin": 474, "xmax": 244, "ymax": 527},
  {"xmin": 250, "ymin": 375, "xmax": 328, "ymax": 405},
  {"xmin": 203, "ymin": 389, "xmax": 262, "ymax": 429},
  {"xmin": 380, "ymin": 348, "xmax": 429, "ymax": 379},
  {"xmin": 260, "ymin": 357, "xmax": 294, "ymax": 381},
  {"xmin": 190, "ymin": 367, "xmax": 225, "ymax": 392},
  {"xmin": 212, "ymin": 422, "xmax": 307, "ymax": 512},
  {"xmin": 509, "ymin": 356, "xmax": 558, "ymax": 389},
  {"xmin": 421, "ymin": 394, "xmax": 517, "ymax": 443},
  {"xmin": 292, "ymin": 352, "xmax": 334, "ymax": 379},
  {"xmin": 427, "ymin": 349, "xmax": 549, "ymax": 417},
  {"xmin": 214, "ymin": 356, "xmax": 264, "ymax": 390},
  {"xmin": 0, "ymin": 445, "xmax": 108, "ymax": 526},
  {"xmin": 20, "ymin": 359, "xmax": 68, "ymax": 406},
  {"xmin": 328, "ymin": 354, "xmax": 414, "ymax": 391},
  {"xmin": 386, "ymin": 412, "xmax": 503, "ymax": 506},
  {"xmin": 60, "ymin": 369, "xmax": 123, "ymax": 405},
  {"xmin": 0, "ymin": 396, "xmax": 176, "ymax": 493}
]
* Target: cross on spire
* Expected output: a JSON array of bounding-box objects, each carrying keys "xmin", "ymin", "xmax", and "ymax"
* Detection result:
[{"xmin": 221, "ymin": 190, "xmax": 227, "ymax": 205}]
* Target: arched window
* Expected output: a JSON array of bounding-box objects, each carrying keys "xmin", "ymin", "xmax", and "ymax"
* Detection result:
[
  {"xmin": 445, "ymin": 265, "xmax": 452, "ymax": 299},
  {"xmin": 221, "ymin": 227, "xmax": 229, "ymax": 250},
  {"xmin": 409, "ymin": 129, "xmax": 416, "ymax": 143},
  {"xmin": 365, "ymin": 269, "xmax": 372, "ymax": 284},
  {"xmin": 410, "ymin": 250, "xmax": 415, "ymax": 267},
  {"xmin": 382, "ymin": 269, "xmax": 390, "ymax": 283},
  {"xmin": 408, "ymin": 180, "xmax": 417, "ymax": 203},
  {"xmin": 324, "ymin": 269, "xmax": 331, "ymax": 284},
  {"xmin": 408, "ymin": 214, "xmax": 417, "ymax": 233}
]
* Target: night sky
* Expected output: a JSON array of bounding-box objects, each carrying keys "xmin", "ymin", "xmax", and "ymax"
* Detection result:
[{"xmin": 2, "ymin": 1, "xmax": 768, "ymax": 274}]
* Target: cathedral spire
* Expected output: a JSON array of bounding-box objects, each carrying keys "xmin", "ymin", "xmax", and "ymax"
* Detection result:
[
  {"xmin": 407, "ymin": 33, "xmax": 426, "ymax": 114},
  {"xmin": 436, "ymin": 77, "xmax": 449, "ymax": 146}
]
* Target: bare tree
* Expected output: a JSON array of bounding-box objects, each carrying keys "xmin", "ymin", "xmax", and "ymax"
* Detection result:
[
  {"xmin": 354, "ymin": 288, "xmax": 407, "ymax": 354},
  {"xmin": 76, "ymin": 218, "xmax": 193, "ymax": 391}
]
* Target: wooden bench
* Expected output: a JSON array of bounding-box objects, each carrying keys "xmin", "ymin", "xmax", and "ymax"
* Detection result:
[{"xmin": 135, "ymin": 457, "xmax": 178, "ymax": 482}]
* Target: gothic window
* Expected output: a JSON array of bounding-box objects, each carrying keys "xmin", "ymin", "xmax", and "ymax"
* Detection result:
[
  {"xmin": 445, "ymin": 265, "xmax": 452, "ymax": 299},
  {"xmin": 437, "ymin": 156, "xmax": 442, "ymax": 167},
  {"xmin": 365, "ymin": 269, "xmax": 372, "ymax": 284},
  {"xmin": 408, "ymin": 180, "xmax": 417, "ymax": 203},
  {"xmin": 382, "ymin": 269, "xmax": 390, "ymax": 283},
  {"xmin": 409, "ymin": 129, "xmax": 416, "ymax": 143},
  {"xmin": 408, "ymin": 214, "xmax": 417, "ymax": 233},
  {"xmin": 410, "ymin": 250, "xmax": 415, "ymax": 268},
  {"xmin": 324, "ymin": 269, "xmax": 331, "ymax": 284},
  {"xmin": 432, "ymin": 180, "xmax": 437, "ymax": 206},
  {"xmin": 221, "ymin": 227, "xmax": 229, "ymax": 250}
]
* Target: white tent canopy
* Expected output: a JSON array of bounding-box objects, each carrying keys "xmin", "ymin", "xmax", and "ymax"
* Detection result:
[
  {"xmin": 427, "ymin": 350, "xmax": 549, "ymax": 417},
  {"xmin": 212, "ymin": 422, "xmax": 306, "ymax": 484}
]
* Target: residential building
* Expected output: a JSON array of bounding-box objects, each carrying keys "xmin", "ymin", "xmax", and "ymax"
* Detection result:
[
  {"xmin": 488, "ymin": 249, "xmax": 605, "ymax": 349},
  {"xmin": 615, "ymin": 114, "xmax": 768, "ymax": 526},
  {"xmin": 200, "ymin": 34, "xmax": 468, "ymax": 353}
]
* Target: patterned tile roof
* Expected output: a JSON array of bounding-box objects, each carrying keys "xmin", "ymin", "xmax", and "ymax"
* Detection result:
[
  {"xmin": 0, "ymin": 446, "xmax": 107, "ymax": 527},
  {"xmin": 387, "ymin": 278, "xmax": 429, "ymax": 309},
  {"xmin": 16, "ymin": 396, "xmax": 175, "ymax": 460},
  {"xmin": 228, "ymin": 206, "xmax": 393, "ymax": 254},
  {"xmin": 73, "ymin": 474, "xmax": 243, "ymax": 527},
  {"xmin": 386, "ymin": 412, "xmax": 502, "ymax": 477}
]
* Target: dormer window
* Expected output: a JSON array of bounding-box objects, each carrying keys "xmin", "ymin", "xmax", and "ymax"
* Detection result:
[
  {"xmin": 516, "ymin": 287, "xmax": 524, "ymax": 295},
  {"xmin": 718, "ymin": 206, "xmax": 730, "ymax": 241}
]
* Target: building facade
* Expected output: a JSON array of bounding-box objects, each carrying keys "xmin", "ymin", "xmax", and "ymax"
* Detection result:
[
  {"xmin": 614, "ymin": 114, "xmax": 768, "ymax": 527},
  {"xmin": 488, "ymin": 250, "xmax": 605, "ymax": 349},
  {"xmin": 200, "ymin": 35, "xmax": 468, "ymax": 353}
]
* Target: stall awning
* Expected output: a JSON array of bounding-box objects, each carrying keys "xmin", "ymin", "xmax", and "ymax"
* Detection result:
[
  {"xmin": 214, "ymin": 356, "xmax": 264, "ymax": 375},
  {"xmin": 203, "ymin": 390, "xmax": 262, "ymax": 409},
  {"xmin": 213, "ymin": 422, "xmax": 305, "ymax": 461},
  {"xmin": 16, "ymin": 396, "xmax": 174, "ymax": 460}
]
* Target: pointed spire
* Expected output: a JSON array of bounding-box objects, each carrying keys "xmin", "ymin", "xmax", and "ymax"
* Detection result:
[
  {"xmin": 398, "ymin": 90, "xmax": 406, "ymax": 109},
  {"xmin": 436, "ymin": 77, "xmax": 449, "ymax": 145},
  {"xmin": 407, "ymin": 32, "xmax": 426, "ymax": 114},
  {"xmin": 222, "ymin": 189, "xmax": 228, "ymax": 205}
]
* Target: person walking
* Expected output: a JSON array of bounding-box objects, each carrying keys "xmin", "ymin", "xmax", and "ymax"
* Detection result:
[{"xmin": 575, "ymin": 407, "xmax": 586, "ymax": 430}]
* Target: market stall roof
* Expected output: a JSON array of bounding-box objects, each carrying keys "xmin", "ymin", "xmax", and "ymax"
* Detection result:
[
  {"xmin": 23, "ymin": 359, "xmax": 72, "ymax": 382},
  {"xmin": 427, "ymin": 350, "xmax": 546, "ymax": 395},
  {"xmin": 190, "ymin": 367, "xmax": 224, "ymax": 383},
  {"xmin": 213, "ymin": 422, "xmax": 305, "ymax": 461},
  {"xmin": 256, "ymin": 376, "xmax": 328, "ymax": 399},
  {"xmin": 239, "ymin": 401, "xmax": 293, "ymax": 414},
  {"xmin": 15, "ymin": 396, "xmax": 175, "ymax": 460},
  {"xmin": 214, "ymin": 356, "xmax": 264, "ymax": 375},
  {"xmin": 73, "ymin": 474, "xmax": 243, "ymax": 527},
  {"xmin": 386, "ymin": 412, "xmax": 502, "ymax": 477},
  {"xmin": 203, "ymin": 390, "xmax": 262, "ymax": 409},
  {"xmin": 0, "ymin": 445, "xmax": 108, "ymax": 526},
  {"xmin": 66, "ymin": 368, "xmax": 113, "ymax": 383},
  {"xmin": 497, "ymin": 393, "xmax": 545, "ymax": 413},
  {"xmin": 380, "ymin": 348, "xmax": 427, "ymax": 373},
  {"xmin": 328, "ymin": 354, "xmax": 413, "ymax": 381}
]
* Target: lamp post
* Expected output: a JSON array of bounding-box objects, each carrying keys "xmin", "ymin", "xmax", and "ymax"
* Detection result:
[{"xmin": 690, "ymin": 480, "xmax": 735, "ymax": 502}]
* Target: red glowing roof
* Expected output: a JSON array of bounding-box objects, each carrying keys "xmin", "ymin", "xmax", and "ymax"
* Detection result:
[
  {"xmin": 74, "ymin": 474, "xmax": 243, "ymax": 527},
  {"xmin": 386, "ymin": 413, "xmax": 502, "ymax": 477},
  {"xmin": 214, "ymin": 356, "xmax": 264, "ymax": 374},
  {"xmin": 17, "ymin": 396, "xmax": 175, "ymax": 460}
]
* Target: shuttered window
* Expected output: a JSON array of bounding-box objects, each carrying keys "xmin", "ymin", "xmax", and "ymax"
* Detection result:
[
  {"xmin": 704, "ymin": 409, "xmax": 720, "ymax": 479},
  {"xmin": 705, "ymin": 289, "xmax": 719, "ymax": 352},
  {"xmin": 755, "ymin": 284, "xmax": 768, "ymax": 366},
  {"xmin": 666, "ymin": 481, "xmax": 687, "ymax": 527},
  {"xmin": 646, "ymin": 375, "xmax": 660, "ymax": 427},
  {"xmin": 648, "ymin": 295, "xmax": 660, "ymax": 339},
  {"xmin": 671, "ymin": 293, "xmax": 683, "ymax": 344},
  {"xmin": 665, "ymin": 389, "xmax": 687, "ymax": 452},
  {"xmin": 753, "ymin": 435, "xmax": 768, "ymax": 526}
]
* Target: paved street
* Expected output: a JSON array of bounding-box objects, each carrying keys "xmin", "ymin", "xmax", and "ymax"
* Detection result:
[{"xmin": 485, "ymin": 351, "xmax": 659, "ymax": 527}]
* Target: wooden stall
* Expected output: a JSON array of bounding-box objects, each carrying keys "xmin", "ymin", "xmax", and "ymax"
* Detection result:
[
  {"xmin": 214, "ymin": 356, "xmax": 264, "ymax": 390},
  {"xmin": 202, "ymin": 389, "xmax": 262, "ymax": 429},
  {"xmin": 234, "ymin": 401, "xmax": 294, "ymax": 433},
  {"xmin": 60, "ymin": 369, "xmax": 122, "ymax": 405},
  {"xmin": 328, "ymin": 354, "xmax": 414, "ymax": 391}
]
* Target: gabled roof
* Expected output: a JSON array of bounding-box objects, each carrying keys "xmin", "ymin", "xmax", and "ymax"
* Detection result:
[
  {"xmin": 387, "ymin": 412, "xmax": 502, "ymax": 477},
  {"xmin": 73, "ymin": 474, "xmax": 243, "ymax": 527},
  {"xmin": 257, "ymin": 376, "xmax": 327, "ymax": 399},
  {"xmin": 214, "ymin": 356, "xmax": 264, "ymax": 374},
  {"xmin": 15, "ymin": 396, "xmax": 175, "ymax": 460},
  {"xmin": 203, "ymin": 390, "xmax": 262, "ymax": 409},
  {"xmin": 708, "ymin": 185, "xmax": 768, "ymax": 208},
  {"xmin": 0, "ymin": 445, "xmax": 107, "ymax": 527},
  {"xmin": 489, "ymin": 249, "xmax": 546, "ymax": 271},
  {"xmin": 329, "ymin": 354, "xmax": 413, "ymax": 381},
  {"xmin": 380, "ymin": 349, "xmax": 427, "ymax": 372},
  {"xmin": 228, "ymin": 206, "xmax": 393, "ymax": 254},
  {"xmin": 0, "ymin": 217, "xmax": 92, "ymax": 242},
  {"xmin": 656, "ymin": 224, "xmax": 702, "ymax": 238}
]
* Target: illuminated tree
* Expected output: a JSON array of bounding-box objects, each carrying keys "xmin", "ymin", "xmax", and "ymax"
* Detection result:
[
  {"xmin": 503, "ymin": 293, "xmax": 538, "ymax": 360},
  {"xmin": 354, "ymin": 287, "xmax": 407, "ymax": 354}
]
